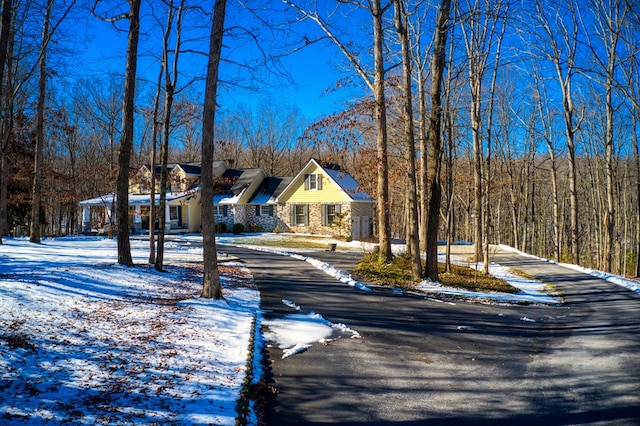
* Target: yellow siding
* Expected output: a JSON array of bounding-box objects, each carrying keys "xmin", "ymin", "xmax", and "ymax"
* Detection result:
[
  {"xmin": 188, "ymin": 192, "xmax": 201, "ymax": 232},
  {"xmin": 283, "ymin": 164, "xmax": 350, "ymax": 203}
]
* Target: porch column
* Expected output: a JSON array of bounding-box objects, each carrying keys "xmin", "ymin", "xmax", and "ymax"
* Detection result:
[
  {"xmin": 82, "ymin": 205, "xmax": 90, "ymax": 233},
  {"xmin": 186, "ymin": 202, "xmax": 191, "ymax": 232},
  {"xmin": 133, "ymin": 205, "xmax": 142, "ymax": 233},
  {"xmin": 106, "ymin": 206, "xmax": 113, "ymax": 233},
  {"xmin": 165, "ymin": 202, "xmax": 171, "ymax": 233}
]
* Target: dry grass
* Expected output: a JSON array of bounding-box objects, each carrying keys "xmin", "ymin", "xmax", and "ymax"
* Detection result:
[{"xmin": 353, "ymin": 254, "xmax": 519, "ymax": 294}]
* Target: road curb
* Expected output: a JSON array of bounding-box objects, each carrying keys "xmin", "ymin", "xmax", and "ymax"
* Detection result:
[{"xmin": 235, "ymin": 315, "xmax": 257, "ymax": 425}]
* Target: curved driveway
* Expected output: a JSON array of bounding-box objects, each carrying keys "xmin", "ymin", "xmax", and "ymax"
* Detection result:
[{"xmin": 221, "ymin": 245, "xmax": 640, "ymax": 425}]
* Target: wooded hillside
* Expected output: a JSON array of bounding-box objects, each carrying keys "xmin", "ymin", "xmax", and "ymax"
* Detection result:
[{"xmin": 1, "ymin": 0, "xmax": 639, "ymax": 277}]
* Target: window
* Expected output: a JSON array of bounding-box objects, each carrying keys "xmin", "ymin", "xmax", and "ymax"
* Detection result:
[
  {"xmin": 304, "ymin": 173, "xmax": 323, "ymax": 191},
  {"xmin": 214, "ymin": 205, "xmax": 228, "ymax": 217},
  {"xmin": 169, "ymin": 206, "xmax": 179, "ymax": 221},
  {"xmin": 290, "ymin": 204, "xmax": 308, "ymax": 226},
  {"xmin": 255, "ymin": 205, "xmax": 273, "ymax": 217},
  {"xmin": 322, "ymin": 204, "xmax": 341, "ymax": 226}
]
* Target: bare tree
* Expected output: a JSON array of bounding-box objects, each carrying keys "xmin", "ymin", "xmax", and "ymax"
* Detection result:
[
  {"xmin": 92, "ymin": 0, "xmax": 141, "ymax": 266},
  {"xmin": 532, "ymin": 63, "xmax": 562, "ymax": 261},
  {"xmin": 156, "ymin": 0, "xmax": 186, "ymax": 272},
  {"xmin": 147, "ymin": 55, "xmax": 164, "ymax": 265},
  {"xmin": 29, "ymin": 0, "xmax": 75, "ymax": 243},
  {"xmin": 283, "ymin": 0, "xmax": 393, "ymax": 263},
  {"xmin": 393, "ymin": 0, "xmax": 421, "ymax": 279},
  {"xmin": 424, "ymin": 0, "xmax": 451, "ymax": 280},
  {"xmin": 0, "ymin": 0, "xmax": 13, "ymax": 243},
  {"xmin": 620, "ymin": 26, "xmax": 640, "ymax": 277},
  {"xmin": 585, "ymin": 0, "xmax": 630, "ymax": 272},
  {"xmin": 481, "ymin": 2, "xmax": 508, "ymax": 274},
  {"xmin": 29, "ymin": 0, "xmax": 53, "ymax": 243},
  {"xmin": 458, "ymin": 0, "xmax": 505, "ymax": 271},
  {"xmin": 201, "ymin": 0, "xmax": 227, "ymax": 299},
  {"xmin": 531, "ymin": 0, "xmax": 584, "ymax": 264}
]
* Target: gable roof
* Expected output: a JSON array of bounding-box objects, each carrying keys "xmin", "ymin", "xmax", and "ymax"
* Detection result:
[
  {"xmin": 214, "ymin": 168, "xmax": 266, "ymax": 205},
  {"xmin": 248, "ymin": 177, "xmax": 293, "ymax": 204},
  {"xmin": 174, "ymin": 163, "xmax": 202, "ymax": 176},
  {"xmin": 278, "ymin": 158, "xmax": 373, "ymax": 203},
  {"xmin": 322, "ymin": 167, "xmax": 373, "ymax": 202}
]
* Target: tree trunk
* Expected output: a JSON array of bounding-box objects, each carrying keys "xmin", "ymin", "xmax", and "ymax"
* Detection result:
[
  {"xmin": 116, "ymin": 0, "xmax": 141, "ymax": 266},
  {"xmin": 604, "ymin": 73, "xmax": 615, "ymax": 272},
  {"xmin": 565, "ymin": 101, "xmax": 580, "ymax": 265},
  {"xmin": 156, "ymin": 0, "xmax": 184, "ymax": 272},
  {"xmin": 30, "ymin": 0, "xmax": 53, "ymax": 243},
  {"xmin": 418, "ymin": 72, "xmax": 428, "ymax": 253},
  {"xmin": 471, "ymin": 79, "xmax": 483, "ymax": 263},
  {"xmin": 424, "ymin": 0, "xmax": 451, "ymax": 281},
  {"xmin": 201, "ymin": 0, "xmax": 227, "ymax": 299},
  {"xmin": 148, "ymin": 62, "xmax": 164, "ymax": 265},
  {"xmin": 444, "ymin": 107, "xmax": 454, "ymax": 273},
  {"xmin": 0, "ymin": 0, "xmax": 13, "ymax": 242},
  {"xmin": 394, "ymin": 0, "xmax": 421, "ymax": 279},
  {"xmin": 372, "ymin": 0, "xmax": 392, "ymax": 264}
]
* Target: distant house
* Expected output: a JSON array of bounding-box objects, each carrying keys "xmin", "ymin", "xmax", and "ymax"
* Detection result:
[
  {"xmin": 79, "ymin": 162, "xmax": 205, "ymax": 234},
  {"xmin": 276, "ymin": 159, "xmax": 374, "ymax": 240},
  {"xmin": 78, "ymin": 158, "xmax": 374, "ymax": 240}
]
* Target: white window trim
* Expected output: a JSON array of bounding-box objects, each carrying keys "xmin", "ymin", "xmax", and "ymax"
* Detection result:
[{"xmin": 304, "ymin": 173, "xmax": 323, "ymax": 191}]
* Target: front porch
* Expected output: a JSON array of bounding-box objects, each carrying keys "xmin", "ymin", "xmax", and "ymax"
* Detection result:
[{"xmin": 79, "ymin": 191, "xmax": 200, "ymax": 235}]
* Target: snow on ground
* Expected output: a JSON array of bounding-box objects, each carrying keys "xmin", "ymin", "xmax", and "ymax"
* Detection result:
[
  {"xmin": 214, "ymin": 234, "xmax": 558, "ymax": 304},
  {"xmin": 0, "ymin": 237, "xmax": 260, "ymax": 425},
  {"xmin": 498, "ymin": 244, "xmax": 640, "ymax": 295},
  {"xmin": 262, "ymin": 300, "xmax": 362, "ymax": 359},
  {"xmin": 3, "ymin": 233, "xmax": 638, "ymax": 424},
  {"xmin": 414, "ymin": 255, "xmax": 560, "ymax": 305}
]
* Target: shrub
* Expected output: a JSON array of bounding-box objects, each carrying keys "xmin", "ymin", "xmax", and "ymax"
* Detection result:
[
  {"xmin": 247, "ymin": 223, "xmax": 263, "ymax": 233},
  {"xmin": 215, "ymin": 223, "xmax": 227, "ymax": 233},
  {"xmin": 232, "ymin": 223, "xmax": 245, "ymax": 235}
]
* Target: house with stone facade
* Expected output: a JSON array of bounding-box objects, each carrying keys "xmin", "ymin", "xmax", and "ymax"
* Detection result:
[
  {"xmin": 275, "ymin": 159, "xmax": 374, "ymax": 240},
  {"xmin": 79, "ymin": 158, "xmax": 374, "ymax": 240}
]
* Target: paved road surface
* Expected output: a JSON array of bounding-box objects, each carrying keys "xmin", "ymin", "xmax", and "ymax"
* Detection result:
[{"xmin": 221, "ymin": 245, "xmax": 640, "ymax": 425}]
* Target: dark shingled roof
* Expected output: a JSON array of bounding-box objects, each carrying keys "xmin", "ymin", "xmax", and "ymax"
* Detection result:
[{"xmin": 248, "ymin": 177, "xmax": 293, "ymax": 204}]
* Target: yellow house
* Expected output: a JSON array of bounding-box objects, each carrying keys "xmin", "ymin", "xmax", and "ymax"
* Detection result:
[
  {"xmin": 79, "ymin": 162, "xmax": 214, "ymax": 234},
  {"xmin": 277, "ymin": 159, "xmax": 374, "ymax": 240},
  {"xmin": 79, "ymin": 158, "xmax": 375, "ymax": 240}
]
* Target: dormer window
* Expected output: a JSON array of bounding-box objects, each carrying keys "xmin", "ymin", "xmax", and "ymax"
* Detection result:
[{"xmin": 304, "ymin": 173, "xmax": 322, "ymax": 191}]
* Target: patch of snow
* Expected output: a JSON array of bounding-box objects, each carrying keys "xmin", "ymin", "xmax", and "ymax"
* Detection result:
[
  {"xmin": 413, "ymin": 254, "xmax": 559, "ymax": 305},
  {"xmin": 283, "ymin": 299, "xmax": 301, "ymax": 310},
  {"xmin": 282, "ymin": 343, "xmax": 312, "ymax": 359},
  {"xmin": 262, "ymin": 301, "xmax": 361, "ymax": 359},
  {"xmin": 263, "ymin": 312, "xmax": 334, "ymax": 350},
  {"xmin": 0, "ymin": 237, "xmax": 259, "ymax": 425},
  {"xmin": 498, "ymin": 244, "xmax": 640, "ymax": 295}
]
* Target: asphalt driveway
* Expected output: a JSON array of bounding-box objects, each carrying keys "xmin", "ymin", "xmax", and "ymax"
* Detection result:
[{"xmin": 221, "ymin": 245, "xmax": 640, "ymax": 425}]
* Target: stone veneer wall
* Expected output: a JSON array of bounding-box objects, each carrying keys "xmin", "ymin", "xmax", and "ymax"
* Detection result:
[
  {"xmin": 245, "ymin": 205, "xmax": 274, "ymax": 232},
  {"xmin": 282, "ymin": 202, "xmax": 353, "ymax": 238},
  {"xmin": 213, "ymin": 201, "xmax": 375, "ymax": 237}
]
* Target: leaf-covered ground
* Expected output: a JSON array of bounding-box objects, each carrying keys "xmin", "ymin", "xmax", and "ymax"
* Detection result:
[{"xmin": 0, "ymin": 238, "xmax": 259, "ymax": 425}]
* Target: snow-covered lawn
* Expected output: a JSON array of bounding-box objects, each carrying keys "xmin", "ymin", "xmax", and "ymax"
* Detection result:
[{"xmin": 0, "ymin": 237, "xmax": 260, "ymax": 425}]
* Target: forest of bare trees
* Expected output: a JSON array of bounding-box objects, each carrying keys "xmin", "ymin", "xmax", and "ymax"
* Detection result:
[{"xmin": 1, "ymin": 0, "xmax": 639, "ymax": 280}]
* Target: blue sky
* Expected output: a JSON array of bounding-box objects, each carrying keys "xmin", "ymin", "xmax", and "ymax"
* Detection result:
[{"xmin": 72, "ymin": 1, "xmax": 358, "ymax": 123}]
